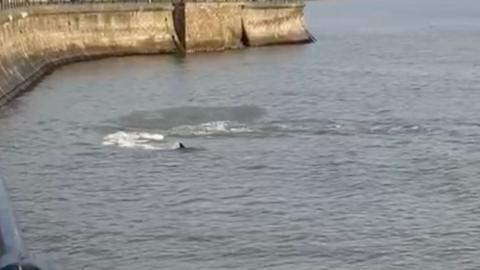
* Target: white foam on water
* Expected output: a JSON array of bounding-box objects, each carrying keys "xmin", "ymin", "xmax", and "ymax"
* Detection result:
[
  {"xmin": 102, "ymin": 131, "xmax": 165, "ymax": 150},
  {"xmin": 168, "ymin": 121, "xmax": 254, "ymax": 136}
]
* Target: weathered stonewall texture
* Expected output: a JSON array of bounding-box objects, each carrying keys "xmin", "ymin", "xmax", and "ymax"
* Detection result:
[
  {"xmin": 242, "ymin": 2, "xmax": 313, "ymax": 46},
  {"xmin": 0, "ymin": 3, "xmax": 177, "ymax": 106},
  {"xmin": 0, "ymin": 2, "xmax": 313, "ymax": 106},
  {"xmin": 183, "ymin": 2, "xmax": 244, "ymax": 52},
  {"xmin": 182, "ymin": 2, "xmax": 312, "ymax": 52}
]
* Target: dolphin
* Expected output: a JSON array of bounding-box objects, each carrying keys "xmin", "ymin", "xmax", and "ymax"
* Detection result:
[{"xmin": 173, "ymin": 141, "xmax": 186, "ymax": 149}]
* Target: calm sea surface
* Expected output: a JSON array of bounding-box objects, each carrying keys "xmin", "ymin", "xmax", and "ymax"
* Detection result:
[{"xmin": 2, "ymin": 0, "xmax": 480, "ymax": 269}]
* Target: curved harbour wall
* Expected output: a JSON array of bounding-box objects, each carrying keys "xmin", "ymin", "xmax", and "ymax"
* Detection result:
[
  {"xmin": 0, "ymin": 3, "xmax": 177, "ymax": 106},
  {"xmin": 242, "ymin": 3, "xmax": 314, "ymax": 46},
  {"xmin": 0, "ymin": 1, "xmax": 313, "ymax": 106},
  {"xmin": 181, "ymin": 2, "xmax": 312, "ymax": 52}
]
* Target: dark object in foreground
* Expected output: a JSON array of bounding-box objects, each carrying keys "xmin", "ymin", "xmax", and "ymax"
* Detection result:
[{"xmin": 0, "ymin": 176, "xmax": 55, "ymax": 270}]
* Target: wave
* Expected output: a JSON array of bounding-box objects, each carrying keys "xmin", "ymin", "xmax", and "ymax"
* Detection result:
[
  {"xmin": 102, "ymin": 131, "xmax": 166, "ymax": 150},
  {"xmin": 101, "ymin": 119, "xmax": 430, "ymax": 150},
  {"xmin": 167, "ymin": 121, "xmax": 254, "ymax": 137},
  {"xmin": 259, "ymin": 119, "xmax": 429, "ymax": 137},
  {"xmin": 112, "ymin": 106, "xmax": 266, "ymax": 130}
]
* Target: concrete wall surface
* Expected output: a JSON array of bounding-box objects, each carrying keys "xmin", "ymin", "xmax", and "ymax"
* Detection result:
[
  {"xmin": 242, "ymin": 2, "xmax": 313, "ymax": 46},
  {"xmin": 0, "ymin": 3, "xmax": 177, "ymax": 106},
  {"xmin": 184, "ymin": 3, "xmax": 244, "ymax": 52},
  {"xmin": 0, "ymin": 1, "xmax": 313, "ymax": 106}
]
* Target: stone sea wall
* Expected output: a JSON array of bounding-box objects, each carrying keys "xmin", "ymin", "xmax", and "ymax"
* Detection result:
[
  {"xmin": 242, "ymin": 3, "xmax": 314, "ymax": 46},
  {"xmin": 183, "ymin": 2, "xmax": 244, "ymax": 52},
  {"xmin": 0, "ymin": 1, "xmax": 313, "ymax": 106},
  {"xmin": 0, "ymin": 3, "xmax": 177, "ymax": 106},
  {"xmin": 182, "ymin": 2, "xmax": 313, "ymax": 52}
]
